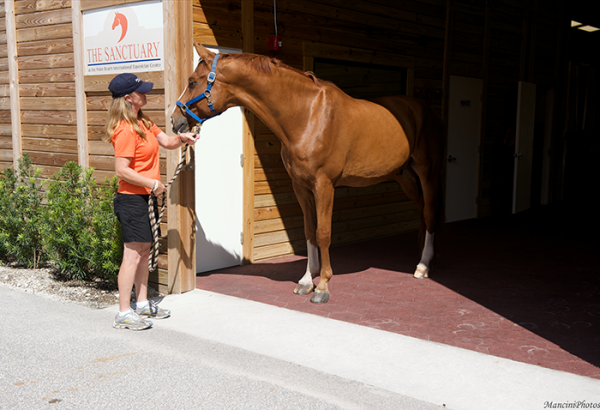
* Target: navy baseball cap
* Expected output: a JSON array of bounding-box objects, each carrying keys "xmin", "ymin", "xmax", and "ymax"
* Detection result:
[{"xmin": 108, "ymin": 73, "xmax": 153, "ymax": 98}]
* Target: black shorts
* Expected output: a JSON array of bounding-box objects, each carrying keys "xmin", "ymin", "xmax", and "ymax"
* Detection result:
[{"xmin": 113, "ymin": 193, "xmax": 160, "ymax": 243}]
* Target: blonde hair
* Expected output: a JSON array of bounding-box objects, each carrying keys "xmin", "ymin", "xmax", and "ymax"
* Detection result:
[{"xmin": 103, "ymin": 96, "xmax": 153, "ymax": 142}]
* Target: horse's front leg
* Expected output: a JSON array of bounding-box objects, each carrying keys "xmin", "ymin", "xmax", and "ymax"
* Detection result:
[
  {"xmin": 294, "ymin": 241, "xmax": 319, "ymax": 295},
  {"xmin": 310, "ymin": 180, "xmax": 335, "ymax": 304},
  {"xmin": 291, "ymin": 182, "xmax": 319, "ymax": 295}
]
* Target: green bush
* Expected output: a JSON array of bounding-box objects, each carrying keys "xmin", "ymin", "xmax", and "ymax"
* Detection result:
[
  {"xmin": 90, "ymin": 175, "xmax": 123, "ymax": 281},
  {"xmin": 0, "ymin": 155, "xmax": 122, "ymax": 282},
  {"xmin": 0, "ymin": 169, "xmax": 12, "ymax": 260},
  {"xmin": 41, "ymin": 162, "xmax": 122, "ymax": 282},
  {"xmin": 0, "ymin": 154, "xmax": 45, "ymax": 268}
]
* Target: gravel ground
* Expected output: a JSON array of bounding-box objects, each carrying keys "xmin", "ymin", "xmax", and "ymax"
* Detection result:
[{"xmin": 0, "ymin": 262, "xmax": 162, "ymax": 309}]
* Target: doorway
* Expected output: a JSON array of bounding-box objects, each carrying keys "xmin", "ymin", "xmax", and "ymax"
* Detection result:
[{"xmin": 194, "ymin": 46, "xmax": 244, "ymax": 273}]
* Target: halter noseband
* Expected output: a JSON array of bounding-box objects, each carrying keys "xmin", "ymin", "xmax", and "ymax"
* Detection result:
[{"xmin": 176, "ymin": 54, "xmax": 221, "ymax": 127}]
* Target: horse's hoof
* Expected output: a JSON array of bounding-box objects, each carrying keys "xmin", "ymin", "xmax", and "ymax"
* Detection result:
[
  {"xmin": 293, "ymin": 283, "xmax": 314, "ymax": 295},
  {"xmin": 413, "ymin": 263, "xmax": 429, "ymax": 279},
  {"xmin": 310, "ymin": 290, "xmax": 330, "ymax": 304}
]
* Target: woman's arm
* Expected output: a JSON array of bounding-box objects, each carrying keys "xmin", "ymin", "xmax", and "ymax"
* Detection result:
[
  {"xmin": 155, "ymin": 131, "xmax": 199, "ymax": 149},
  {"xmin": 115, "ymin": 157, "xmax": 166, "ymax": 195}
]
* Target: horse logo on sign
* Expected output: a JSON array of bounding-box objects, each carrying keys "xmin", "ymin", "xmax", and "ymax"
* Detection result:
[
  {"xmin": 112, "ymin": 12, "xmax": 128, "ymax": 43},
  {"xmin": 83, "ymin": 2, "xmax": 164, "ymax": 75}
]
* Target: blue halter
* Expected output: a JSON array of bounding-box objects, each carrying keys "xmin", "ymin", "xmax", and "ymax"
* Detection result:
[{"xmin": 176, "ymin": 54, "xmax": 221, "ymax": 126}]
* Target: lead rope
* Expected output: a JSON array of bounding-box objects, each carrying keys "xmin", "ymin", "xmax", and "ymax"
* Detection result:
[{"xmin": 147, "ymin": 138, "xmax": 192, "ymax": 272}]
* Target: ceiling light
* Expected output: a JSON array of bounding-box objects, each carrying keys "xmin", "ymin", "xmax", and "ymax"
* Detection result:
[
  {"xmin": 571, "ymin": 20, "xmax": 582, "ymax": 27},
  {"xmin": 577, "ymin": 25, "xmax": 600, "ymax": 32}
]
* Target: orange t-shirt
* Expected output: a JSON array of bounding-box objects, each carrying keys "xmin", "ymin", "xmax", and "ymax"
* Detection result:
[{"xmin": 111, "ymin": 119, "xmax": 162, "ymax": 195}]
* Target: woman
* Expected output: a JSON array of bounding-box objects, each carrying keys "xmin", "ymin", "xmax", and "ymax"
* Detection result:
[{"xmin": 105, "ymin": 73, "xmax": 199, "ymax": 330}]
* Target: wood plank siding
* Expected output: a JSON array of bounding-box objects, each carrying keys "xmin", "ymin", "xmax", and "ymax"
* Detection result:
[{"xmin": 8, "ymin": 0, "xmax": 76, "ymax": 178}]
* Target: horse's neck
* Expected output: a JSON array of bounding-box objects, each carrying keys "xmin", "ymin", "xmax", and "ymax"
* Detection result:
[{"xmin": 229, "ymin": 65, "xmax": 318, "ymax": 145}]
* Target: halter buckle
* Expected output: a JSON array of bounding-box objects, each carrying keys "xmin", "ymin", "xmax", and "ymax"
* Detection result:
[
  {"xmin": 192, "ymin": 124, "xmax": 201, "ymax": 134},
  {"xmin": 207, "ymin": 71, "xmax": 216, "ymax": 84}
]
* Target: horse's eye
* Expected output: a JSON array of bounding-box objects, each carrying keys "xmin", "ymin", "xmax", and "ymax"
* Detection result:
[{"xmin": 189, "ymin": 80, "xmax": 197, "ymax": 88}]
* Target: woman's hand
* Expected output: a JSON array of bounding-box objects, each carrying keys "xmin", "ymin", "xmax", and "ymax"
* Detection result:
[
  {"xmin": 178, "ymin": 132, "xmax": 200, "ymax": 145},
  {"xmin": 152, "ymin": 179, "xmax": 166, "ymax": 196}
]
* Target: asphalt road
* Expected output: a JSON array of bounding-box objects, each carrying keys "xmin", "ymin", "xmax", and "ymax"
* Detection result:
[{"xmin": 0, "ymin": 285, "xmax": 442, "ymax": 410}]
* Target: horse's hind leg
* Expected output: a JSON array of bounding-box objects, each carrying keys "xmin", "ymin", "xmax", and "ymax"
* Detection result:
[
  {"xmin": 292, "ymin": 182, "xmax": 319, "ymax": 295},
  {"xmin": 415, "ymin": 232, "xmax": 434, "ymax": 279},
  {"xmin": 413, "ymin": 160, "xmax": 444, "ymax": 279},
  {"xmin": 394, "ymin": 164, "xmax": 431, "ymax": 279},
  {"xmin": 395, "ymin": 160, "xmax": 442, "ymax": 279}
]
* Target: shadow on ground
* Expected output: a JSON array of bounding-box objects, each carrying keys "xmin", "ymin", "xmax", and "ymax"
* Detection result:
[{"xmin": 198, "ymin": 200, "xmax": 600, "ymax": 378}]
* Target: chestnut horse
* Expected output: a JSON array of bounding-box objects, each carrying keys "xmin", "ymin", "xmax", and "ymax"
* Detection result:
[{"xmin": 172, "ymin": 43, "xmax": 446, "ymax": 304}]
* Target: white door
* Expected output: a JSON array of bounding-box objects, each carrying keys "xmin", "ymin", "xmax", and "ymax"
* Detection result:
[
  {"xmin": 512, "ymin": 81, "xmax": 537, "ymax": 214},
  {"xmin": 195, "ymin": 46, "xmax": 244, "ymax": 273},
  {"xmin": 446, "ymin": 75, "xmax": 482, "ymax": 223}
]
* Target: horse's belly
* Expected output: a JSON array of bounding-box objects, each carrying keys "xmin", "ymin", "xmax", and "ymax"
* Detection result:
[
  {"xmin": 338, "ymin": 122, "xmax": 410, "ymax": 186},
  {"xmin": 337, "ymin": 174, "xmax": 396, "ymax": 187}
]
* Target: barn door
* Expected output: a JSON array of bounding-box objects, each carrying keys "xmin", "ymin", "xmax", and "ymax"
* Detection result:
[
  {"xmin": 446, "ymin": 75, "xmax": 482, "ymax": 223},
  {"xmin": 195, "ymin": 46, "xmax": 244, "ymax": 273},
  {"xmin": 512, "ymin": 81, "xmax": 537, "ymax": 214}
]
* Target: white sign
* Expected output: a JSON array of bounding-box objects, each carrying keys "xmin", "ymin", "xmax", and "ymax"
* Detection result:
[{"xmin": 82, "ymin": 0, "xmax": 163, "ymax": 75}]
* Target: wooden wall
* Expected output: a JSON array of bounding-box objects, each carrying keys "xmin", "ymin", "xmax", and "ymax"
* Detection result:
[
  {"xmin": 1, "ymin": 0, "xmax": 77, "ymax": 178},
  {"xmin": 0, "ymin": 1, "xmax": 10, "ymax": 171}
]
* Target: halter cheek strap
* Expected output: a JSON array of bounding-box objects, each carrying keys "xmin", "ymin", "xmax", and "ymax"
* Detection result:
[{"xmin": 176, "ymin": 54, "xmax": 221, "ymax": 125}]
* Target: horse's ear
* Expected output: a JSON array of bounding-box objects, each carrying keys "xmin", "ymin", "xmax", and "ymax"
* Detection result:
[{"xmin": 193, "ymin": 41, "xmax": 214, "ymax": 62}]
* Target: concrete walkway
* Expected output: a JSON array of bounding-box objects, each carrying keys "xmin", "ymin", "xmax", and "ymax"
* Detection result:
[{"xmin": 124, "ymin": 289, "xmax": 600, "ymax": 410}]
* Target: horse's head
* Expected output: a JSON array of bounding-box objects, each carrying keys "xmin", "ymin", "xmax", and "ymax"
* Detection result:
[
  {"xmin": 112, "ymin": 12, "xmax": 122, "ymax": 29},
  {"xmin": 171, "ymin": 42, "xmax": 230, "ymax": 134}
]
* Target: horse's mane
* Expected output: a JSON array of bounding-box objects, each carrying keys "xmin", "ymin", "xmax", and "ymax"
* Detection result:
[{"xmin": 226, "ymin": 53, "xmax": 324, "ymax": 87}]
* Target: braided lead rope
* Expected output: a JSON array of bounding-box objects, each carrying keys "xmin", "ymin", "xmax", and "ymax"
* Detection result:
[{"xmin": 148, "ymin": 143, "xmax": 189, "ymax": 271}]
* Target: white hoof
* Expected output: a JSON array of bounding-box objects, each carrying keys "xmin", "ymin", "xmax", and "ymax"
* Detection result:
[{"xmin": 413, "ymin": 263, "xmax": 429, "ymax": 279}]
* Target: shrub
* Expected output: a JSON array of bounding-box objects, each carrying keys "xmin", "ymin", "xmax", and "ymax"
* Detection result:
[
  {"xmin": 0, "ymin": 154, "xmax": 46, "ymax": 268},
  {"xmin": 41, "ymin": 162, "xmax": 122, "ymax": 282},
  {"xmin": 0, "ymin": 169, "xmax": 9, "ymax": 259},
  {"xmin": 90, "ymin": 175, "xmax": 123, "ymax": 281}
]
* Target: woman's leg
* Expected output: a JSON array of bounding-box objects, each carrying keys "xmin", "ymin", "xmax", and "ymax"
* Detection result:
[
  {"xmin": 134, "ymin": 243, "xmax": 151, "ymax": 304},
  {"xmin": 118, "ymin": 241, "xmax": 151, "ymax": 312}
]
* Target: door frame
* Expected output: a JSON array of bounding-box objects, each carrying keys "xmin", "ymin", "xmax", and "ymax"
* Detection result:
[{"xmin": 512, "ymin": 81, "xmax": 537, "ymax": 214}]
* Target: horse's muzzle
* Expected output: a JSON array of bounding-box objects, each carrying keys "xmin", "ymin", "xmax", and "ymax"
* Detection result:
[{"xmin": 171, "ymin": 115, "xmax": 190, "ymax": 134}]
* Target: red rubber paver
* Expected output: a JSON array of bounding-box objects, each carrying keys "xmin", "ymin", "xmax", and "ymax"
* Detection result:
[{"xmin": 197, "ymin": 203, "xmax": 600, "ymax": 379}]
